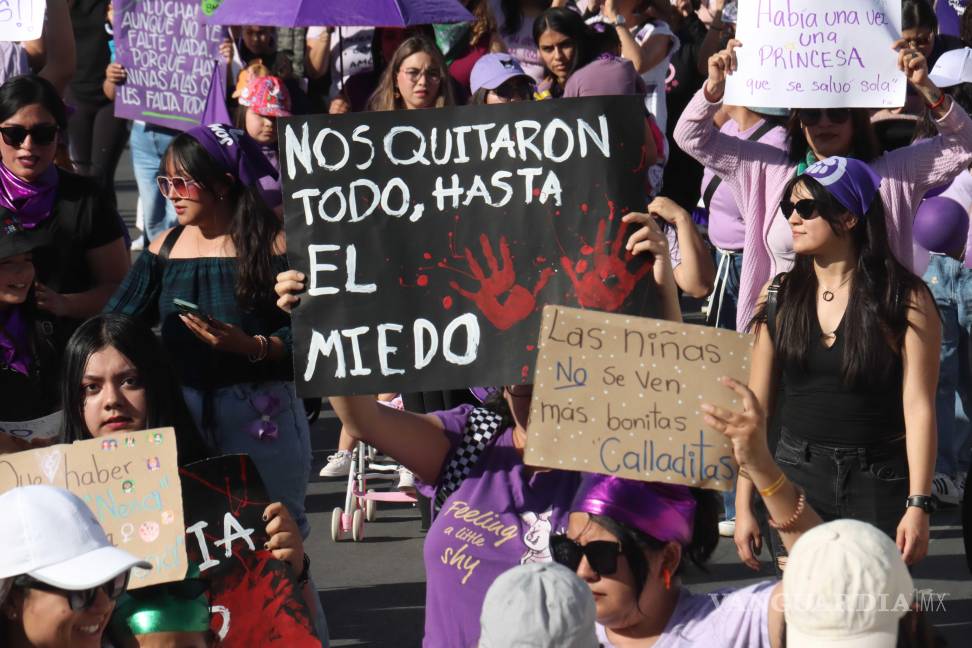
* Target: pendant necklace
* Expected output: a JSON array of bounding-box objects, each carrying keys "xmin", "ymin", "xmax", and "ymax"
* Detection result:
[{"xmin": 821, "ymin": 273, "xmax": 853, "ymax": 302}]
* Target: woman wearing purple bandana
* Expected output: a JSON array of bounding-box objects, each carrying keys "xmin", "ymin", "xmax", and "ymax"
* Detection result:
[
  {"xmin": 0, "ymin": 223, "xmax": 59, "ymax": 453},
  {"xmin": 105, "ymin": 124, "xmax": 313, "ymax": 547},
  {"xmin": 736, "ymin": 157, "xmax": 940, "ymax": 573},
  {"xmin": 555, "ymin": 375, "xmax": 825, "ymax": 648}
]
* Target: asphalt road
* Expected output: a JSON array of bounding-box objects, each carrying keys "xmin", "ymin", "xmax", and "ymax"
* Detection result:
[{"xmin": 113, "ymin": 147, "xmax": 972, "ymax": 648}]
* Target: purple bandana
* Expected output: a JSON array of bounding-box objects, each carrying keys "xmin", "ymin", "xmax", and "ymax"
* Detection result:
[
  {"xmin": 184, "ymin": 124, "xmax": 278, "ymax": 188},
  {"xmin": 571, "ymin": 474, "xmax": 696, "ymax": 545},
  {"xmin": 0, "ymin": 306, "xmax": 30, "ymax": 375},
  {"xmin": 803, "ymin": 156, "xmax": 882, "ymax": 219},
  {"xmin": 0, "ymin": 162, "xmax": 58, "ymax": 228}
]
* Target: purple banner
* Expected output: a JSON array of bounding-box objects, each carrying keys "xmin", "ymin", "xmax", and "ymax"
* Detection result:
[{"xmin": 114, "ymin": 0, "xmax": 227, "ymax": 131}]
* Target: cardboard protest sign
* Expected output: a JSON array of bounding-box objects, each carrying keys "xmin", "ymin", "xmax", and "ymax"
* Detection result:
[
  {"xmin": 524, "ymin": 306, "xmax": 753, "ymax": 491},
  {"xmin": 0, "ymin": 428, "xmax": 188, "ymax": 588},
  {"xmin": 725, "ymin": 0, "xmax": 905, "ymax": 108},
  {"xmin": 0, "ymin": 410, "xmax": 63, "ymax": 445},
  {"xmin": 280, "ymin": 96, "xmax": 657, "ymax": 397},
  {"xmin": 180, "ymin": 455, "xmax": 319, "ymax": 646},
  {"xmin": 114, "ymin": 0, "xmax": 227, "ymax": 130},
  {"xmin": 0, "ymin": 0, "xmax": 45, "ymax": 41}
]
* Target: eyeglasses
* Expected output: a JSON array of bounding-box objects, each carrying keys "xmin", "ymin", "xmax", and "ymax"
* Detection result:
[
  {"xmin": 780, "ymin": 198, "xmax": 820, "ymax": 219},
  {"xmin": 797, "ymin": 108, "xmax": 851, "ymax": 127},
  {"xmin": 13, "ymin": 572, "xmax": 129, "ymax": 611},
  {"xmin": 550, "ymin": 534, "xmax": 623, "ymax": 575},
  {"xmin": 489, "ymin": 79, "xmax": 534, "ymax": 102},
  {"xmin": 0, "ymin": 124, "xmax": 58, "ymax": 147},
  {"xmin": 400, "ymin": 67, "xmax": 442, "ymax": 84},
  {"xmin": 156, "ymin": 175, "xmax": 201, "ymax": 199}
]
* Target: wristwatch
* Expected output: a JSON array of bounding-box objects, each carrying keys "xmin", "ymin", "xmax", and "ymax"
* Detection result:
[
  {"xmin": 905, "ymin": 495, "xmax": 937, "ymax": 513},
  {"xmin": 612, "ymin": 14, "xmax": 626, "ymax": 26}
]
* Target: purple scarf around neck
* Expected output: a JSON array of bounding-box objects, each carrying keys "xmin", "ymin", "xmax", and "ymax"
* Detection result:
[
  {"xmin": 0, "ymin": 306, "xmax": 30, "ymax": 375},
  {"xmin": 0, "ymin": 161, "xmax": 58, "ymax": 228}
]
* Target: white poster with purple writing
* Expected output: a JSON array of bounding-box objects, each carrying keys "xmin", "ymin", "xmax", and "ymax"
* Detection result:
[
  {"xmin": 0, "ymin": 0, "xmax": 45, "ymax": 41},
  {"xmin": 114, "ymin": 0, "xmax": 226, "ymax": 130},
  {"xmin": 725, "ymin": 0, "xmax": 905, "ymax": 108}
]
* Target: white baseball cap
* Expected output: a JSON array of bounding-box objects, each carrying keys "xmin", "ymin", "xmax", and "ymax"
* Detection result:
[
  {"xmin": 929, "ymin": 47, "xmax": 972, "ymax": 88},
  {"xmin": 479, "ymin": 562, "xmax": 599, "ymax": 648},
  {"xmin": 0, "ymin": 485, "xmax": 151, "ymax": 589},
  {"xmin": 783, "ymin": 519, "xmax": 913, "ymax": 648}
]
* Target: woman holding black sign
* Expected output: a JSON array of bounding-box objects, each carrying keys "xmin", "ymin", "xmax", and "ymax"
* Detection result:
[{"xmin": 104, "ymin": 124, "xmax": 313, "ymax": 545}]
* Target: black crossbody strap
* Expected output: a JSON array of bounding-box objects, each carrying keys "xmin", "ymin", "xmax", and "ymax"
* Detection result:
[
  {"xmin": 766, "ymin": 273, "xmax": 786, "ymax": 342},
  {"xmin": 433, "ymin": 407, "xmax": 505, "ymax": 514},
  {"xmin": 157, "ymin": 225, "xmax": 184, "ymax": 263},
  {"xmin": 702, "ymin": 120, "xmax": 778, "ymax": 211}
]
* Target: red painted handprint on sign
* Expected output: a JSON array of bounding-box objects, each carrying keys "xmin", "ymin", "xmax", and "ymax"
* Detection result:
[
  {"xmin": 560, "ymin": 218, "xmax": 652, "ymax": 311},
  {"xmin": 443, "ymin": 234, "xmax": 553, "ymax": 330}
]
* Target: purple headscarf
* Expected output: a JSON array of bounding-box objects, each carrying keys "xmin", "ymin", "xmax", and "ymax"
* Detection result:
[
  {"xmin": 0, "ymin": 162, "xmax": 58, "ymax": 228},
  {"xmin": 802, "ymin": 156, "xmax": 882, "ymax": 219},
  {"xmin": 571, "ymin": 474, "xmax": 696, "ymax": 545},
  {"xmin": 184, "ymin": 124, "xmax": 278, "ymax": 188}
]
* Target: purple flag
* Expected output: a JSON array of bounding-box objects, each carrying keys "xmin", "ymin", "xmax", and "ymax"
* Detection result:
[{"xmin": 201, "ymin": 60, "xmax": 233, "ymax": 126}]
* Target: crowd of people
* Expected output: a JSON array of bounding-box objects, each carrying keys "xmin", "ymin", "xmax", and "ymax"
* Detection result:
[{"xmin": 1, "ymin": 0, "xmax": 971, "ymax": 646}]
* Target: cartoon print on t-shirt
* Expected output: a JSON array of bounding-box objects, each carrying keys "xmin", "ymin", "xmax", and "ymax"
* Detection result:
[{"xmin": 520, "ymin": 508, "xmax": 553, "ymax": 564}]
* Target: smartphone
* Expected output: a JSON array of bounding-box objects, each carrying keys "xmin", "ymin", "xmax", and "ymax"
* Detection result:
[{"xmin": 173, "ymin": 298, "xmax": 212, "ymax": 321}]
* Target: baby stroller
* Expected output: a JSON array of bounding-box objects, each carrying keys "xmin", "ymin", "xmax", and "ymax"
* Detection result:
[{"xmin": 330, "ymin": 398, "xmax": 418, "ymax": 542}]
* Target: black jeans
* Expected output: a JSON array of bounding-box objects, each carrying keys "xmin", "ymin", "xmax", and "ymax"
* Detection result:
[{"xmin": 768, "ymin": 429, "xmax": 909, "ymax": 562}]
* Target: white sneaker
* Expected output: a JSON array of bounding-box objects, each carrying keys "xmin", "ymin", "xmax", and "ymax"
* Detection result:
[
  {"xmin": 954, "ymin": 471, "xmax": 967, "ymax": 499},
  {"xmin": 319, "ymin": 450, "xmax": 352, "ymax": 478},
  {"xmin": 932, "ymin": 472, "xmax": 961, "ymax": 506},
  {"xmin": 397, "ymin": 467, "xmax": 415, "ymax": 492},
  {"xmin": 718, "ymin": 518, "xmax": 736, "ymax": 538}
]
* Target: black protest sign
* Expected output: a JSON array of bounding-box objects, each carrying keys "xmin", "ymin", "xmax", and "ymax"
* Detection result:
[
  {"xmin": 179, "ymin": 455, "xmax": 318, "ymax": 646},
  {"xmin": 280, "ymin": 96, "xmax": 656, "ymax": 397}
]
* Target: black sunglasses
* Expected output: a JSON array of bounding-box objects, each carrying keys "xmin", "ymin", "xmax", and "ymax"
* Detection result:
[
  {"xmin": 780, "ymin": 198, "xmax": 820, "ymax": 219},
  {"xmin": 13, "ymin": 572, "xmax": 129, "ymax": 611},
  {"xmin": 797, "ymin": 108, "xmax": 851, "ymax": 127},
  {"xmin": 550, "ymin": 534, "xmax": 623, "ymax": 575},
  {"xmin": 0, "ymin": 123, "xmax": 59, "ymax": 147}
]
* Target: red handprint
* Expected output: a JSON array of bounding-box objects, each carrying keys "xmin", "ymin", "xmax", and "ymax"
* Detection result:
[
  {"xmin": 560, "ymin": 218, "xmax": 653, "ymax": 311},
  {"xmin": 443, "ymin": 234, "xmax": 553, "ymax": 330}
]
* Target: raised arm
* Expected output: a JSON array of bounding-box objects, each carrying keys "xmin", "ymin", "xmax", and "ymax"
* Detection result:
[
  {"xmin": 329, "ymin": 396, "xmax": 452, "ymax": 485},
  {"xmin": 880, "ymin": 41, "xmax": 972, "ymax": 199},
  {"xmin": 673, "ymin": 40, "xmax": 788, "ymax": 186}
]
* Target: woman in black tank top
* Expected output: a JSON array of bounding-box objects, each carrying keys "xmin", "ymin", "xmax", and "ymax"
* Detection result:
[{"xmin": 732, "ymin": 157, "xmax": 940, "ymax": 571}]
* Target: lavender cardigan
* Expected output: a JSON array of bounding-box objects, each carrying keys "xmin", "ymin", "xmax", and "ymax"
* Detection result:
[{"xmin": 674, "ymin": 88, "xmax": 972, "ymax": 331}]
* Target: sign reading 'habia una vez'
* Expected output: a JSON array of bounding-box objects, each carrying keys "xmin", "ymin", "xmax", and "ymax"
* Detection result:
[{"xmin": 279, "ymin": 97, "xmax": 658, "ymax": 397}]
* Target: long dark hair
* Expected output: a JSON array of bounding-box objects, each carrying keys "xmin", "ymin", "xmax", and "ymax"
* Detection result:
[
  {"xmin": 500, "ymin": 0, "xmax": 551, "ymax": 35},
  {"xmin": 532, "ymin": 8, "xmax": 595, "ymax": 83},
  {"xmin": 162, "ymin": 134, "xmax": 281, "ymax": 309},
  {"xmin": 785, "ymin": 110, "xmax": 880, "ymax": 164},
  {"xmin": 0, "ymin": 75, "xmax": 68, "ymax": 130},
  {"xmin": 754, "ymin": 175, "xmax": 930, "ymax": 388},
  {"xmin": 589, "ymin": 488, "xmax": 720, "ymax": 606},
  {"xmin": 60, "ymin": 314, "xmax": 211, "ymax": 465}
]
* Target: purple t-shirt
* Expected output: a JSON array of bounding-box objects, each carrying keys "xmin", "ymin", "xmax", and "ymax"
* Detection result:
[
  {"xmin": 422, "ymin": 404, "xmax": 581, "ymax": 647},
  {"xmin": 701, "ymin": 120, "xmax": 788, "ymax": 251},
  {"xmin": 596, "ymin": 582, "xmax": 775, "ymax": 648}
]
